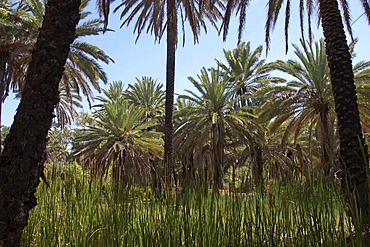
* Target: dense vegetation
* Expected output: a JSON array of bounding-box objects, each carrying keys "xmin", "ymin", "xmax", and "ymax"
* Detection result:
[
  {"xmin": 63, "ymin": 39, "xmax": 370, "ymax": 193},
  {"xmin": 22, "ymin": 166, "xmax": 355, "ymax": 246},
  {"xmin": 16, "ymin": 37, "xmax": 369, "ymax": 246}
]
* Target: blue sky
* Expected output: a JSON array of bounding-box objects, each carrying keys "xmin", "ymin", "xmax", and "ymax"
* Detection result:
[{"xmin": 2, "ymin": 1, "xmax": 370, "ymax": 126}]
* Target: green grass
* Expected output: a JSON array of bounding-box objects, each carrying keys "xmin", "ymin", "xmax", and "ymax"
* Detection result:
[{"xmin": 22, "ymin": 167, "xmax": 359, "ymax": 246}]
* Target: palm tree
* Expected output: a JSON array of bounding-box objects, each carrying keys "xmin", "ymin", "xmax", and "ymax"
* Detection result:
[
  {"xmin": 351, "ymin": 40, "xmax": 370, "ymax": 143},
  {"xmin": 260, "ymin": 38, "xmax": 370, "ymax": 177},
  {"xmin": 318, "ymin": 8, "xmax": 369, "ymax": 223},
  {"xmin": 174, "ymin": 98, "xmax": 201, "ymax": 188},
  {"xmin": 259, "ymin": 39, "xmax": 336, "ymax": 175},
  {"xmin": 0, "ymin": 0, "xmax": 81, "ymax": 245},
  {"xmin": 216, "ymin": 41, "xmax": 281, "ymax": 108},
  {"xmin": 221, "ymin": 0, "xmax": 370, "ymax": 230},
  {"xmin": 177, "ymin": 67, "xmax": 263, "ymax": 189},
  {"xmin": 0, "ymin": 1, "xmax": 36, "ymax": 148},
  {"xmin": 124, "ymin": 76, "xmax": 165, "ymax": 121},
  {"xmin": 113, "ymin": 0, "xmax": 221, "ymax": 185},
  {"xmin": 54, "ymin": 85, "xmax": 83, "ymax": 127},
  {"xmin": 124, "ymin": 77, "xmax": 165, "ymax": 188},
  {"xmin": 0, "ymin": 0, "xmax": 113, "ymax": 128},
  {"xmin": 216, "ymin": 42, "xmax": 283, "ymax": 188},
  {"xmin": 17, "ymin": 0, "xmax": 114, "ymax": 126},
  {"xmin": 356, "ymin": 72, "xmax": 370, "ymax": 146},
  {"xmin": 74, "ymin": 82, "xmax": 164, "ymax": 187},
  {"xmin": 95, "ymin": 80, "xmax": 126, "ymax": 106}
]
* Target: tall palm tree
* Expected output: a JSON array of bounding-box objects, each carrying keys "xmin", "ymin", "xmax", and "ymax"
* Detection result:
[
  {"xmin": 312, "ymin": 4, "xmax": 369, "ymax": 221},
  {"xmin": 0, "ymin": 0, "xmax": 81, "ymax": 245},
  {"xmin": 113, "ymin": 0, "xmax": 221, "ymax": 185},
  {"xmin": 177, "ymin": 67, "xmax": 263, "ymax": 189},
  {"xmin": 74, "ymin": 82, "xmax": 164, "ymax": 187},
  {"xmin": 221, "ymin": 0, "xmax": 370, "ymax": 229}
]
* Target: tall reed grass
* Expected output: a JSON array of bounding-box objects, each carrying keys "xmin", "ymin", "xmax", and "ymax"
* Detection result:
[{"xmin": 21, "ymin": 165, "xmax": 359, "ymax": 246}]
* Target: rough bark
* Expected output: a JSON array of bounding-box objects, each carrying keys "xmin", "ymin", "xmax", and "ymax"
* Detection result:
[
  {"xmin": 319, "ymin": 0, "xmax": 370, "ymax": 228},
  {"xmin": 0, "ymin": 92, "xmax": 3, "ymax": 150},
  {"xmin": 0, "ymin": 0, "xmax": 81, "ymax": 246},
  {"xmin": 164, "ymin": 0, "xmax": 177, "ymax": 187},
  {"xmin": 0, "ymin": 54, "xmax": 6, "ymax": 150}
]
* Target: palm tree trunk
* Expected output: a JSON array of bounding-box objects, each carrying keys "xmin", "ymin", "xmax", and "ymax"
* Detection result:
[
  {"xmin": 202, "ymin": 151, "xmax": 209, "ymax": 189},
  {"xmin": 0, "ymin": 1, "xmax": 81, "ymax": 245},
  {"xmin": 320, "ymin": 110, "xmax": 334, "ymax": 175},
  {"xmin": 252, "ymin": 145, "xmax": 263, "ymax": 189},
  {"xmin": 189, "ymin": 152, "xmax": 195, "ymax": 188},
  {"xmin": 0, "ymin": 93, "xmax": 3, "ymax": 150},
  {"xmin": 0, "ymin": 54, "xmax": 6, "ymax": 150},
  {"xmin": 319, "ymin": 0, "xmax": 370, "ymax": 228},
  {"xmin": 164, "ymin": 0, "xmax": 177, "ymax": 187},
  {"xmin": 212, "ymin": 124, "xmax": 223, "ymax": 190}
]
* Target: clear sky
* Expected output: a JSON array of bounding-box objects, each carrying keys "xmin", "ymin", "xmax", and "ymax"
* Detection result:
[{"xmin": 2, "ymin": 1, "xmax": 370, "ymax": 126}]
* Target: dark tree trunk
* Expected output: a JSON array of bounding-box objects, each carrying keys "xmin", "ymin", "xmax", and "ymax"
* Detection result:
[
  {"xmin": 150, "ymin": 157, "xmax": 161, "ymax": 194},
  {"xmin": 320, "ymin": 110, "xmax": 334, "ymax": 175},
  {"xmin": 0, "ymin": 92, "xmax": 3, "ymax": 150},
  {"xmin": 0, "ymin": 54, "xmax": 6, "ymax": 150},
  {"xmin": 202, "ymin": 151, "xmax": 209, "ymax": 189},
  {"xmin": 212, "ymin": 124, "xmax": 223, "ymax": 190},
  {"xmin": 319, "ymin": 0, "xmax": 370, "ymax": 228},
  {"xmin": 252, "ymin": 145, "xmax": 263, "ymax": 189},
  {"xmin": 189, "ymin": 152, "xmax": 195, "ymax": 188},
  {"xmin": 164, "ymin": 0, "xmax": 177, "ymax": 187},
  {"xmin": 181, "ymin": 154, "xmax": 187, "ymax": 189},
  {"xmin": 0, "ymin": 0, "xmax": 81, "ymax": 246}
]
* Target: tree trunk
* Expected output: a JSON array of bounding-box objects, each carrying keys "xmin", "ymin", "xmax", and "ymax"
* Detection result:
[
  {"xmin": 252, "ymin": 145, "xmax": 263, "ymax": 189},
  {"xmin": 212, "ymin": 123, "xmax": 223, "ymax": 190},
  {"xmin": 0, "ymin": 53, "xmax": 6, "ymax": 151},
  {"xmin": 0, "ymin": 0, "xmax": 81, "ymax": 246},
  {"xmin": 319, "ymin": 0, "xmax": 370, "ymax": 228},
  {"xmin": 164, "ymin": 0, "xmax": 177, "ymax": 187},
  {"xmin": 320, "ymin": 109, "xmax": 335, "ymax": 175},
  {"xmin": 0, "ymin": 93, "xmax": 3, "ymax": 150}
]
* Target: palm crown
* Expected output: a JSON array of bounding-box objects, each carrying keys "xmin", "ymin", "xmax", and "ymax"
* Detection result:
[{"xmin": 74, "ymin": 81, "xmax": 164, "ymax": 186}]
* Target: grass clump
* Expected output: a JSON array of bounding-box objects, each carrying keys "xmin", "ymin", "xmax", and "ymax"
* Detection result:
[{"xmin": 22, "ymin": 166, "xmax": 355, "ymax": 246}]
